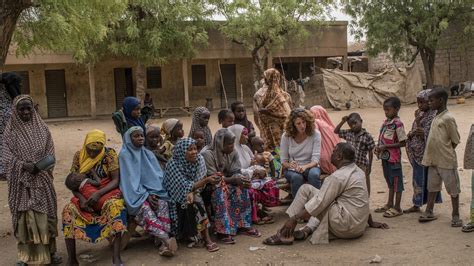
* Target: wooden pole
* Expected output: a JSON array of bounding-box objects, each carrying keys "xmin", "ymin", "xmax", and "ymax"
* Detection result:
[
  {"xmin": 218, "ymin": 60, "xmax": 228, "ymax": 109},
  {"xmin": 88, "ymin": 64, "xmax": 97, "ymax": 119},
  {"xmin": 240, "ymin": 83, "xmax": 243, "ymax": 103},
  {"xmin": 182, "ymin": 59, "xmax": 189, "ymax": 107}
]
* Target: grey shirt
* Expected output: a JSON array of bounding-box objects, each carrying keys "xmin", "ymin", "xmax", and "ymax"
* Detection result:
[{"xmin": 280, "ymin": 130, "xmax": 321, "ymax": 165}]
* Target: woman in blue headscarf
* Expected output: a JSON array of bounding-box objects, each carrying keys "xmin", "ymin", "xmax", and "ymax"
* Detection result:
[
  {"xmin": 119, "ymin": 126, "xmax": 176, "ymax": 257},
  {"xmin": 112, "ymin": 97, "xmax": 153, "ymax": 137}
]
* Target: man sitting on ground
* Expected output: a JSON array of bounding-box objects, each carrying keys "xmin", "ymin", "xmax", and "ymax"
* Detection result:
[{"xmin": 264, "ymin": 143, "xmax": 386, "ymax": 245}]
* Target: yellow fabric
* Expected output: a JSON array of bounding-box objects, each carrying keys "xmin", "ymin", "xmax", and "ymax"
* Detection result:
[{"xmin": 79, "ymin": 129, "xmax": 106, "ymax": 173}]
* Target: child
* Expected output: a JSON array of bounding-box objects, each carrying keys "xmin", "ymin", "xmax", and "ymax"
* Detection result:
[
  {"xmin": 144, "ymin": 93, "xmax": 154, "ymax": 110},
  {"xmin": 231, "ymin": 101, "xmax": 256, "ymax": 144},
  {"xmin": 462, "ymin": 124, "xmax": 474, "ymax": 232},
  {"xmin": 146, "ymin": 124, "xmax": 168, "ymax": 168},
  {"xmin": 251, "ymin": 136, "xmax": 276, "ymax": 178},
  {"xmin": 65, "ymin": 170, "xmax": 121, "ymax": 213},
  {"xmin": 189, "ymin": 106, "xmax": 212, "ymax": 146},
  {"xmin": 218, "ymin": 109, "xmax": 234, "ymax": 128},
  {"xmin": 419, "ymin": 88, "xmax": 461, "ymax": 226},
  {"xmin": 192, "ymin": 130, "xmax": 206, "ymax": 152},
  {"xmin": 405, "ymin": 90, "xmax": 441, "ymax": 213},
  {"xmin": 161, "ymin": 118, "xmax": 185, "ymax": 160},
  {"xmin": 334, "ymin": 112, "xmax": 375, "ymax": 193},
  {"xmin": 375, "ymin": 97, "xmax": 407, "ymax": 218}
]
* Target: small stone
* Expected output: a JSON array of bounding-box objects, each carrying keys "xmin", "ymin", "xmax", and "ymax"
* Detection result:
[{"xmin": 370, "ymin": 255, "xmax": 382, "ymax": 264}]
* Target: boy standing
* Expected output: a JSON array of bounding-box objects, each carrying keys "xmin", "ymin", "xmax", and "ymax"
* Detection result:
[
  {"xmin": 419, "ymin": 88, "xmax": 462, "ymax": 226},
  {"xmin": 334, "ymin": 112, "xmax": 376, "ymax": 193},
  {"xmin": 375, "ymin": 97, "xmax": 407, "ymax": 218}
]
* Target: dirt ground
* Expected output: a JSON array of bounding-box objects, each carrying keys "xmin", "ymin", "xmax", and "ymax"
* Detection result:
[{"xmin": 1, "ymin": 99, "xmax": 473, "ymax": 265}]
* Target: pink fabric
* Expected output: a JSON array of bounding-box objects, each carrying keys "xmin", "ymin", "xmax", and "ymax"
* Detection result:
[{"xmin": 310, "ymin": 106, "xmax": 340, "ymax": 174}]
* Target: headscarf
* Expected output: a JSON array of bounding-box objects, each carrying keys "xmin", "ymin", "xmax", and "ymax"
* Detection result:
[
  {"xmin": 310, "ymin": 105, "xmax": 339, "ymax": 174},
  {"xmin": 161, "ymin": 118, "xmax": 179, "ymax": 140},
  {"xmin": 417, "ymin": 89, "xmax": 431, "ymax": 100},
  {"xmin": 189, "ymin": 106, "xmax": 212, "ymax": 146},
  {"xmin": 3, "ymin": 95, "xmax": 57, "ymax": 228},
  {"xmin": 228, "ymin": 124, "xmax": 254, "ymax": 169},
  {"xmin": 122, "ymin": 97, "xmax": 146, "ymax": 133},
  {"xmin": 163, "ymin": 138, "xmax": 207, "ymax": 204},
  {"xmin": 78, "ymin": 129, "xmax": 106, "ymax": 174},
  {"xmin": 119, "ymin": 126, "xmax": 169, "ymax": 215},
  {"xmin": 201, "ymin": 128, "xmax": 241, "ymax": 175},
  {"xmin": 263, "ymin": 68, "xmax": 283, "ymax": 104}
]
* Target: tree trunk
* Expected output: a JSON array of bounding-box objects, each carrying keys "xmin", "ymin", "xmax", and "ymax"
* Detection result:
[
  {"xmin": 135, "ymin": 61, "xmax": 146, "ymax": 101},
  {"xmin": 0, "ymin": 0, "xmax": 33, "ymax": 67},
  {"xmin": 419, "ymin": 48, "xmax": 436, "ymax": 89},
  {"xmin": 251, "ymin": 47, "xmax": 265, "ymax": 89}
]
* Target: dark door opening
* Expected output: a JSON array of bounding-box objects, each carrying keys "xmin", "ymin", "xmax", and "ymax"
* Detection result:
[
  {"xmin": 45, "ymin": 69, "xmax": 68, "ymax": 118},
  {"xmin": 220, "ymin": 64, "xmax": 237, "ymax": 109},
  {"xmin": 114, "ymin": 68, "xmax": 134, "ymax": 110}
]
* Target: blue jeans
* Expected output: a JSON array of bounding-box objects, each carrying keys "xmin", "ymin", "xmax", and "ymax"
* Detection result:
[{"xmin": 284, "ymin": 167, "xmax": 321, "ymax": 197}]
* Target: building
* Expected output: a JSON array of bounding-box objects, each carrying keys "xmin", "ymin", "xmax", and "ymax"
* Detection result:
[{"xmin": 2, "ymin": 21, "xmax": 348, "ymax": 119}]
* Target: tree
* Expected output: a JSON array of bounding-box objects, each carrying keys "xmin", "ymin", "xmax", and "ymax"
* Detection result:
[
  {"xmin": 212, "ymin": 0, "xmax": 331, "ymax": 84},
  {"xmin": 343, "ymin": 0, "xmax": 474, "ymax": 89}
]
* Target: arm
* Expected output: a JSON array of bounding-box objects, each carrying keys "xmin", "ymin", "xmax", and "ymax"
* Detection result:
[
  {"xmin": 446, "ymin": 117, "xmax": 461, "ymax": 149},
  {"xmin": 301, "ymin": 131, "xmax": 321, "ymax": 171},
  {"xmin": 88, "ymin": 169, "xmax": 101, "ymax": 187},
  {"xmin": 85, "ymin": 169, "xmax": 119, "ymax": 206},
  {"xmin": 280, "ymin": 134, "xmax": 292, "ymax": 169},
  {"xmin": 368, "ymin": 149, "xmax": 374, "ymax": 175},
  {"xmin": 73, "ymin": 191, "xmax": 94, "ymax": 212},
  {"xmin": 269, "ymin": 160, "xmax": 276, "ymax": 177},
  {"xmin": 334, "ymin": 116, "xmax": 348, "ymax": 134}
]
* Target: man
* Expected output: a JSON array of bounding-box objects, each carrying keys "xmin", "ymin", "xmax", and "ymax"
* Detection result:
[{"xmin": 263, "ymin": 143, "xmax": 386, "ymax": 245}]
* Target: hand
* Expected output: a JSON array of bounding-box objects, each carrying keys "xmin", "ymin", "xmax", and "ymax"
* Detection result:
[
  {"xmin": 296, "ymin": 165, "xmax": 305, "ymax": 173},
  {"xmin": 147, "ymin": 195, "xmax": 160, "ymax": 210},
  {"xmin": 415, "ymin": 127, "xmax": 424, "ymax": 136},
  {"xmin": 241, "ymin": 176, "xmax": 251, "ymax": 189},
  {"xmin": 79, "ymin": 199, "xmax": 94, "ymax": 213},
  {"xmin": 22, "ymin": 162, "xmax": 36, "ymax": 174},
  {"xmin": 206, "ymin": 174, "xmax": 221, "ymax": 185},
  {"xmin": 250, "ymin": 158, "xmax": 258, "ymax": 166},
  {"xmin": 280, "ymin": 217, "xmax": 298, "ymax": 238},
  {"xmin": 186, "ymin": 193, "xmax": 194, "ymax": 204},
  {"xmin": 369, "ymin": 221, "xmax": 389, "ymax": 229},
  {"xmin": 341, "ymin": 116, "xmax": 349, "ymax": 123},
  {"xmin": 375, "ymin": 145, "xmax": 386, "ymax": 153},
  {"xmin": 85, "ymin": 191, "xmax": 101, "ymax": 207}
]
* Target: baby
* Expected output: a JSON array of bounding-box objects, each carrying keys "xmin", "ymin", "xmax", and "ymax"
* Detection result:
[
  {"xmin": 192, "ymin": 130, "xmax": 206, "ymax": 152},
  {"xmin": 251, "ymin": 136, "xmax": 276, "ymax": 178},
  {"xmin": 250, "ymin": 166, "xmax": 270, "ymax": 190}
]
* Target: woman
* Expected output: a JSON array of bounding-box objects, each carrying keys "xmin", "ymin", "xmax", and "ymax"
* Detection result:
[
  {"xmin": 228, "ymin": 124, "xmax": 280, "ymax": 224},
  {"xmin": 281, "ymin": 108, "xmax": 321, "ymax": 197},
  {"xmin": 188, "ymin": 106, "xmax": 212, "ymax": 146},
  {"xmin": 112, "ymin": 96, "xmax": 152, "ymax": 137},
  {"xmin": 310, "ymin": 105, "xmax": 339, "ymax": 174},
  {"xmin": 0, "ymin": 72, "xmax": 22, "ymax": 180},
  {"xmin": 163, "ymin": 138, "xmax": 220, "ymax": 252},
  {"xmin": 119, "ymin": 126, "xmax": 177, "ymax": 257},
  {"xmin": 62, "ymin": 129, "xmax": 127, "ymax": 266},
  {"xmin": 201, "ymin": 129, "xmax": 261, "ymax": 244},
  {"xmin": 3, "ymin": 95, "xmax": 61, "ymax": 265},
  {"xmin": 254, "ymin": 68, "xmax": 291, "ymax": 151}
]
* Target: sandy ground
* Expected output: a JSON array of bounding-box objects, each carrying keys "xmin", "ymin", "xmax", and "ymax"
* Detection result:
[{"xmin": 1, "ymin": 99, "xmax": 473, "ymax": 265}]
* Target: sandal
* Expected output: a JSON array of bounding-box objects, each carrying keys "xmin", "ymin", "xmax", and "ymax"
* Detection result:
[
  {"xmin": 374, "ymin": 205, "xmax": 390, "ymax": 213},
  {"xmin": 50, "ymin": 253, "xmax": 63, "ymax": 265},
  {"xmin": 158, "ymin": 237, "xmax": 177, "ymax": 257},
  {"xmin": 383, "ymin": 208, "xmax": 403, "ymax": 218},
  {"xmin": 462, "ymin": 223, "xmax": 474, "ymax": 232},
  {"xmin": 293, "ymin": 227, "xmax": 312, "ymax": 241},
  {"xmin": 220, "ymin": 235, "xmax": 236, "ymax": 244},
  {"xmin": 256, "ymin": 216, "xmax": 275, "ymax": 225},
  {"xmin": 418, "ymin": 212, "xmax": 438, "ymax": 223},
  {"xmin": 262, "ymin": 233, "xmax": 293, "ymax": 245},
  {"xmin": 451, "ymin": 216, "xmax": 463, "ymax": 227},
  {"xmin": 241, "ymin": 228, "xmax": 262, "ymax": 238},
  {"xmin": 206, "ymin": 242, "xmax": 220, "ymax": 252},
  {"xmin": 403, "ymin": 206, "xmax": 421, "ymax": 213}
]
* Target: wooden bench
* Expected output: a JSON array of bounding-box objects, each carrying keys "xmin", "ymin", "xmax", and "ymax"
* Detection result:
[{"xmin": 154, "ymin": 106, "xmax": 192, "ymax": 118}]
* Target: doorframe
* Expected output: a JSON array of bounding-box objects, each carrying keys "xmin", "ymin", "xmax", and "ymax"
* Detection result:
[{"xmin": 44, "ymin": 69, "xmax": 68, "ymax": 118}]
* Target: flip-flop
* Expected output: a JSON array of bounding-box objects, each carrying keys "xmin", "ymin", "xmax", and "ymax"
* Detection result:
[
  {"xmin": 383, "ymin": 208, "xmax": 403, "ymax": 218},
  {"xmin": 241, "ymin": 228, "xmax": 262, "ymax": 237},
  {"xmin": 206, "ymin": 242, "xmax": 220, "ymax": 252},
  {"xmin": 451, "ymin": 217, "xmax": 463, "ymax": 227},
  {"xmin": 403, "ymin": 206, "xmax": 421, "ymax": 213},
  {"xmin": 262, "ymin": 233, "xmax": 294, "ymax": 245},
  {"xmin": 293, "ymin": 227, "xmax": 312, "ymax": 241},
  {"xmin": 220, "ymin": 235, "xmax": 236, "ymax": 244},
  {"xmin": 419, "ymin": 213, "xmax": 438, "ymax": 223},
  {"xmin": 374, "ymin": 205, "xmax": 390, "ymax": 213},
  {"xmin": 462, "ymin": 223, "xmax": 474, "ymax": 232}
]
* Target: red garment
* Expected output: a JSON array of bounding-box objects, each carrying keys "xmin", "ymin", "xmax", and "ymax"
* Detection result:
[
  {"xmin": 71, "ymin": 178, "xmax": 121, "ymax": 219},
  {"xmin": 249, "ymin": 180, "xmax": 280, "ymax": 222},
  {"xmin": 310, "ymin": 106, "xmax": 339, "ymax": 174}
]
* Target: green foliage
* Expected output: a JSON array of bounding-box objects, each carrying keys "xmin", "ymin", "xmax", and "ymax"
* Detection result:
[
  {"xmin": 343, "ymin": 0, "xmax": 474, "ymax": 62},
  {"xmin": 13, "ymin": 0, "xmax": 210, "ymax": 65},
  {"xmin": 14, "ymin": 0, "xmax": 128, "ymax": 63}
]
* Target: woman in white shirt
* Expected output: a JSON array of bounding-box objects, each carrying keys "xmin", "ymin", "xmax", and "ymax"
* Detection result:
[{"xmin": 280, "ymin": 108, "xmax": 321, "ymax": 197}]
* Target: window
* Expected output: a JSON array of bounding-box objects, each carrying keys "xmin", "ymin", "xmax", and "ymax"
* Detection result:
[
  {"xmin": 146, "ymin": 67, "xmax": 162, "ymax": 89},
  {"xmin": 192, "ymin": 65, "xmax": 206, "ymax": 86}
]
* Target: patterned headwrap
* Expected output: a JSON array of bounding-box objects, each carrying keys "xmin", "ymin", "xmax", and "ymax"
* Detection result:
[
  {"xmin": 163, "ymin": 138, "xmax": 207, "ymax": 204},
  {"xmin": 3, "ymin": 95, "xmax": 57, "ymax": 229},
  {"xmin": 79, "ymin": 129, "xmax": 106, "ymax": 174},
  {"xmin": 161, "ymin": 118, "xmax": 179, "ymax": 140},
  {"xmin": 417, "ymin": 89, "xmax": 431, "ymax": 100},
  {"xmin": 188, "ymin": 106, "xmax": 212, "ymax": 146}
]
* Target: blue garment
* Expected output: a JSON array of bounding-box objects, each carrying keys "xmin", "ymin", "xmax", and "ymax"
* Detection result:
[
  {"xmin": 122, "ymin": 97, "xmax": 146, "ymax": 133},
  {"xmin": 119, "ymin": 126, "xmax": 169, "ymax": 215},
  {"xmin": 410, "ymin": 158, "xmax": 442, "ymax": 207},
  {"xmin": 284, "ymin": 167, "xmax": 321, "ymax": 196}
]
